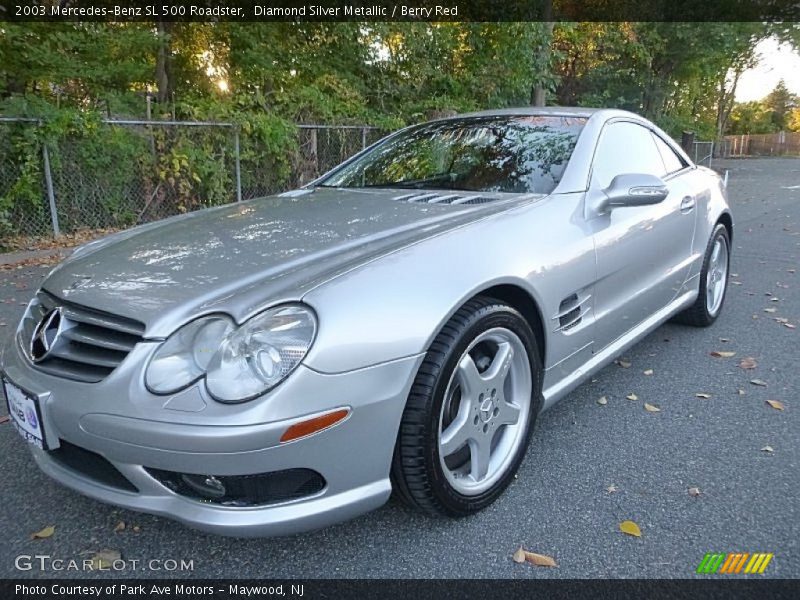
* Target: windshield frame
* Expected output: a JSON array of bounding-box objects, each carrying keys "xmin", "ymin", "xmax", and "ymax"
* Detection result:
[{"xmin": 312, "ymin": 114, "xmax": 588, "ymax": 195}]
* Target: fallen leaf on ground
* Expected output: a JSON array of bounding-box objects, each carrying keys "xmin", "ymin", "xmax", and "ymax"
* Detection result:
[
  {"xmin": 738, "ymin": 357, "xmax": 758, "ymax": 369},
  {"xmin": 513, "ymin": 547, "xmax": 557, "ymax": 567},
  {"xmin": 606, "ymin": 485, "xmax": 618, "ymax": 494},
  {"xmin": 626, "ymin": 393, "xmax": 638, "ymax": 401},
  {"xmin": 616, "ymin": 359, "xmax": 632, "ymax": 368},
  {"xmin": 761, "ymin": 446, "xmax": 774, "ymax": 453},
  {"xmin": 644, "ymin": 403, "xmax": 661, "ymax": 412},
  {"xmin": 785, "ymin": 323, "xmax": 796, "ymax": 329},
  {"xmin": 643, "ymin": 369, "xmax": 654, "ymax": 376},
  {"xmin": 765, "ymin": 400, "xmax": 785, "ymax": 411},
  {"xmin": 113, "ymin": 521, "xmax": 125, "ymax": 533},
  {"xmin": 89, "ymin": 550, "xmax": 121, "ymax": 570},
  {"xmin": 737, "ymin": 389, "xmax": 746, "ymax": 396},
  {"xmin": 764, "ymin": 307, "xmax": 777, "ymax": 313},
  {"xmin": 31, "ymin": 526, "xmax": 55, "ymax": 540},
  {"xmin": 710, "ymin": 351, "xmax": 736, "ymax": 358},
  {"xmin": 688, "ymin": 487, "xmax": 702, "ymax": 497},
  {"xmin": 132, "ymin": 526, "xmax": 141, "ymax": 533},
  {"xmin": 525, "ymin": 551, "xmax": 557, "ymax": 567},
  {"xmin": 695, "ymin": 393, "xmax": 711, "ymax": 399},
  {"xmin": 0, "ymin": 415, "xmax": 10, "ymax": 424},
  {"xmin": 597, "ymin": 396, "xmax": 608, "ymax": 406},
  {"xmin": 750, "ymin": 379, "xmax": 768, "ymax": 387},
  {"xmin": 619, "ymin": 520, "xmax": 642, "ymax": 537}
]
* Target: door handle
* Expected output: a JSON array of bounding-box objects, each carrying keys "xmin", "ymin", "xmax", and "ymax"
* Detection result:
[{"xmin": 680, "ymin": 196, "xmax": 695, "ymax": 213}]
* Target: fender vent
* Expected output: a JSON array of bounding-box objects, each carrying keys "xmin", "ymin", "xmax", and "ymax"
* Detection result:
[{"xmin": 554, "ymin": 292, "xmax": 591, "ymax": 332}]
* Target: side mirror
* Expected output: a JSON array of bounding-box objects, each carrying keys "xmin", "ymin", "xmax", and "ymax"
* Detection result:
[{"xmin": 602, "ymin": 173, "xmax": 668, "ymax": 210}]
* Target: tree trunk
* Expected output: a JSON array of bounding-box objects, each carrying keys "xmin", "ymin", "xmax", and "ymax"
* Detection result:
[
  {"xmin": 531, "ymin": 2, "xmax": 554, "ymax": 107},
  {"xmin": 155, "ymin": 21, "xmax": 174, "ymax": 104}
]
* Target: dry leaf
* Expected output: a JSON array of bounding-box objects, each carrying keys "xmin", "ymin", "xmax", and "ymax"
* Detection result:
[
  {"xmin": 31, "ymin": 525, "xmax": 55, "ymax": 540},
  {"xmin": 89, "ymin": 550, "xmax": 121, "ymax": 570},
  {"xmin": 738, "ymin": 357, "xmax": 758, "ymax": 369},
  {"xmin": 761, "ymin": 446, "xmax": 774, "ymax": 453},
  {"xmin": 617, "ymin": 359, "xmax": 632, "ymax": 368},
  {"xmin": 785, "ymin": 323, "xmax": 796, "ymax": 329},
  {"xmin": 606, "ymin": 484, "xmax": 618, "ymax": 494},
  {"xmin": 750, "ymin": 379, "xmax": 768, "ymax": 387},
  {"xmin": 695, "ymin": 393, "xmax": 711, "ymax": 399},
  {"xmin": 597, "ymin": 396, "xmax": 608, "ymax": 406},
  {"xmin": 737, "ymin": 389, "xmax": 746, "ymax": 396},
  {"xmin": 619, "ymin": 520, "xmax": 642, "ymax": 537},
  {"xmin": 688, "ymin": 487, "xmax": 702, "ymax": 497},
  {"xmin": 113, "ymin": 521, "xmax": 126, "ymax": 533},
  {"xmin": 765, "ymin": 400, "xmax": 785, "ymax": 411},
  {"xmin": 524, "ymin": 551, "xmax": 557, "ymax": 567},
  {"xmin": 132, "ymin": 525, "xmax": 141, "ymax": 533},
  {"xmin": 644, "ymin": 403, "xmax": 661, "ymax": 412},
  {"xmin": 0, "ymin": 415, "xmax": 10, "ymax": 424},
  {"xmin": 764, "ymin": 307, "xmax": 777, "ymax": 313},
  {"xmin": 626, "ymin": 393, "xmax": 638, "ymax": 401},
  {"xmin": 643, "ymin": 369, "xmax": 654, "ymax": 376},
  {"xmin": 710, "ymin": 351, "xmax": 736, "ymax": 358},
  {"xmin": 512, "ymin": 546, "xmax": 526, "ymax": 564}
]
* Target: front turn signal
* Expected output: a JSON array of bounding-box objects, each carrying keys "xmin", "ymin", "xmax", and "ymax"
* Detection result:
[{"xmin": 279, "ymin": 409, "xmax": 350, "ymax": 443}]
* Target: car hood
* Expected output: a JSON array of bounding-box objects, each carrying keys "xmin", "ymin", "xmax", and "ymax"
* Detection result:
[{"xmin": 42, "ymin": 187, "xmax": 524, "ymax": 337}]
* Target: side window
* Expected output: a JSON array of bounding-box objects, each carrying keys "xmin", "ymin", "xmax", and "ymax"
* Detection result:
[
  {"xmin": 591, "ymin": 122, "xmax": 665, "ymax": 189},
  {"xmin": 651, "ymin": 133, "xmax": 687, "ymax": 175}
]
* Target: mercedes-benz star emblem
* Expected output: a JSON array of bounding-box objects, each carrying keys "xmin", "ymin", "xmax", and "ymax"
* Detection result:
[{"xmin": 30, "ymin": 307, "xmax": 64, "ymax": 363}]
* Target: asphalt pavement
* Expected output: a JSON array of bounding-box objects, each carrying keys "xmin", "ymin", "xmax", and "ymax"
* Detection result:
[{"xmin": 0, "ymin": 158, "xmax": 797, "ymax": 579}]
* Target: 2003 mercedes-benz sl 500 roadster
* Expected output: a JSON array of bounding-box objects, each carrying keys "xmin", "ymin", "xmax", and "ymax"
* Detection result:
[{"xmin": 1, "ymin": 108, "xmax": 732, "ymax": 536}]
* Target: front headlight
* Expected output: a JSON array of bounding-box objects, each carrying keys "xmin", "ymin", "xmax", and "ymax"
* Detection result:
[
  {"xmin": 145, "ymin": 305, "xmax": 316, "ymax": 403},
  {"xmin": 145, "ymin": 316, "xmax": 235, "ymax": 394},
  {"xmin": 206, "ymin": 305, "xmax": 316, "ymax": 403}
]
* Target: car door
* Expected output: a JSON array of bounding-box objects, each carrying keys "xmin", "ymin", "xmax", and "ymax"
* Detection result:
[{"xmin": 588, "ymin": 120, "xmax": 697, "ymax": 350}]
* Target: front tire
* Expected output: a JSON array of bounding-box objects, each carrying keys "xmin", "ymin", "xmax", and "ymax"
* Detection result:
[
  {"xmin": 674, "ymin": 223, "xmax": 730, "ymax": 327},
  {"xmin": 391, "ymin": 296, "xmax": 542, "ymax": 517}
]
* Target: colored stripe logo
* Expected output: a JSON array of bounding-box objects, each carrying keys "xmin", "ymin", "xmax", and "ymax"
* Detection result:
[{"xmin": 696, "ymin": 553, "xmax": 773, "ymax": 574}]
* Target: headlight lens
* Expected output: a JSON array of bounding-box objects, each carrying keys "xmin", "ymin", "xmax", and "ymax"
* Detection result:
[
  {"xmin": 146, "ymin": 316, "xmax": 235, "ymax": 394},
  {"xmin": 145, "ymin": 305, "xmax": 316, "ymax": 403},
  {"xmin": 206, "ymin": 305, "xmax": 316, "ymax": 403}
]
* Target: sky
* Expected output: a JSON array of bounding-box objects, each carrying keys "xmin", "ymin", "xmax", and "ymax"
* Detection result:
[{"xmin": 736, "ymin": 37, "xmax": 800, "ymax": 102}]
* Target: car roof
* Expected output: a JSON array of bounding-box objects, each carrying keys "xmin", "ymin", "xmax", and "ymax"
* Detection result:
[{"xmin": 439, "ymin": 106, "xmax": 643, "ymax": 123}]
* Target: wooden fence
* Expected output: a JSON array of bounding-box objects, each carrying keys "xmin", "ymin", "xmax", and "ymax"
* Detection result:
[{"xmin": 722, "ymin": 131, "xmax": 800, "ymax": 157}]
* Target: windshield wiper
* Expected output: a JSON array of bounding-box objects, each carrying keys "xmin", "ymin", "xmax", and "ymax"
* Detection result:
[{"xmin": 362, "ymin": 172, "xmax": 456, "ymax": 189}]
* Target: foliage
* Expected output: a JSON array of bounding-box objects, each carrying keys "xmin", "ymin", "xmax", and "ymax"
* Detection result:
[{"xmin": 1, "ymin": 21, "xmax": 799, "ymax": 240}]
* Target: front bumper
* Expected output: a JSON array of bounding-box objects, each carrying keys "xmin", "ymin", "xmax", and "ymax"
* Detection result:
[{"xmin": 1, "ymin": 334, "xmax": 423, "ymax": 537}]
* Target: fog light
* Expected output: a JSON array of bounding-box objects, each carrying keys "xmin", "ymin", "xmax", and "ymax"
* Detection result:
[
  {"xmin": 180, "ymin": 474, "xmax": 226, "ymax": 499},
  {"xmin": 280, "ymin": 408, "xmax": 350, "ymax": 443}
]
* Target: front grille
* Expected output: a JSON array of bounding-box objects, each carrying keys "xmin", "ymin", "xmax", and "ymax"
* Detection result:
[
  {"xmin": 49, "ymin": 440, "xmax": 138, "ymax": 492},
  {"xmin": 145, "ymin": 467, "xmax": 326, "ymax": 507},
  {"xmin": 20, "ymin": 290, "xmax": 145, "ymax": 383}
]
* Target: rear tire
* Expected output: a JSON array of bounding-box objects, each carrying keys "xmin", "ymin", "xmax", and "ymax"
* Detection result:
[
  {"xmin": 674, "ymin": 223, "xmax": 730, "ymax": 327},
  {"xmin": 391, "ymin": 296, "xmax": 542, "ymax": 517}
]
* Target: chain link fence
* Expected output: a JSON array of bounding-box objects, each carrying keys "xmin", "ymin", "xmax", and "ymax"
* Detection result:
[{"xmin": 0, "ymin": 118, "xmax": 385, "ymax": 246}]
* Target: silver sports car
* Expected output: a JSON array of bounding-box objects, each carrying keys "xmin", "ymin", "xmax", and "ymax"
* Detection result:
[{"xmin": 1, "ymin": 107, "xmax": 732, "ymax": 536}]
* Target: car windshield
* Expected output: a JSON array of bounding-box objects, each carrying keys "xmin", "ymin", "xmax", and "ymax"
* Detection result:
[{"xmin": 319, "ymin": 115, "xmax": 586, "ymax": 194}]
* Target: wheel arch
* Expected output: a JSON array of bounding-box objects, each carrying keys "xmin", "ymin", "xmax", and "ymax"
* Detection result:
[
  {"xmin": 465, "ymin": 283, "xmax": 547, "ymax": 369},
  {"xmin": 717, "ymin": 211, "xmax": 733, "ymax": 243}
]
